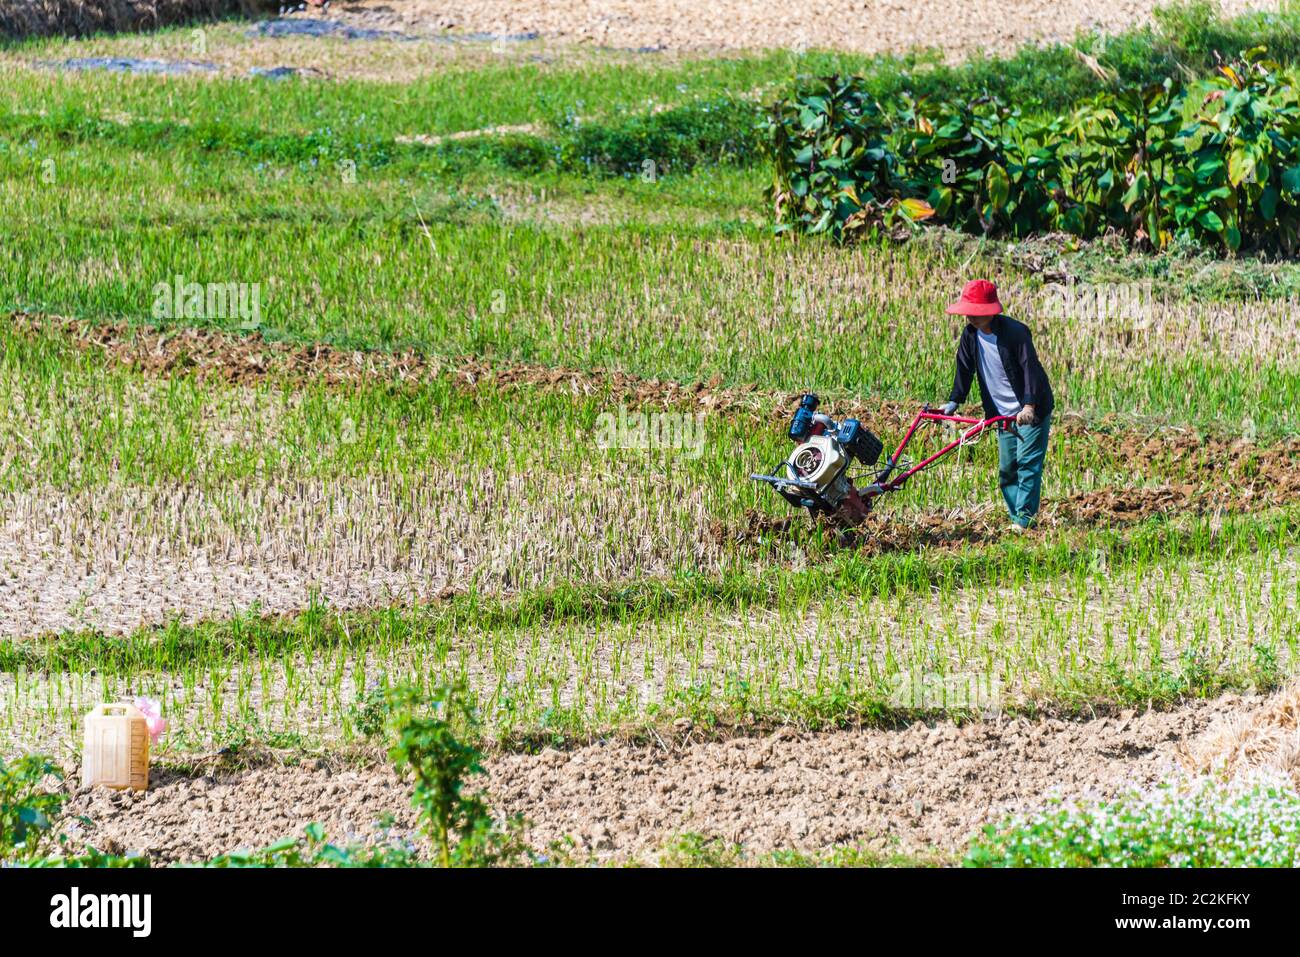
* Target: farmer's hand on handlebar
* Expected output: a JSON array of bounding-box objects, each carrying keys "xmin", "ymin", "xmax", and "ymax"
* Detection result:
[
  {"xmin": 1016, "ymin": 404, "xmax": 1038, "ymax": 426},
  {"xmin": 940, "ymin": 401, "xmax": 958, "ymax": 415}
]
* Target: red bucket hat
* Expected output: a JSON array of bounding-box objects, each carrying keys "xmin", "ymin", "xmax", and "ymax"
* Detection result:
[{"xmin": 945, "ymin": 279, "xmax": 1003, "ymax": 316}]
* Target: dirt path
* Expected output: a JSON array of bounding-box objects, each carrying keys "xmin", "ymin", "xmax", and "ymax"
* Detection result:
[{"xmin": 63, "ymin": 693, "xmax": 1246, "ymax": 863}]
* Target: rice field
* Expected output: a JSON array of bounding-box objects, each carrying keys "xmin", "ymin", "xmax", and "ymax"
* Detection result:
[
  {"xmin": 4, "ymin": 514, "xmax": 1297, "ymax": 763},
  {"xmin": 2, "ymin": 5, "xmax": 1300, "ymax": 868}
]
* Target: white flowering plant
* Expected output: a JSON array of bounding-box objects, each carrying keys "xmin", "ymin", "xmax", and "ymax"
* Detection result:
[{"xmin": 965, "ymin": 772, "xmax": 1300, "ymax": 867}]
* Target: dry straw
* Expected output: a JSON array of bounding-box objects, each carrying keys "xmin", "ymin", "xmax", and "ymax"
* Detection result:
[
  {"xmin": 1181, "ymin": 680, "xmax": 1300, "ymax": 788},
  {"xmin": 0, "ymin": 0, "xmax": 276, "ymax": 39}
]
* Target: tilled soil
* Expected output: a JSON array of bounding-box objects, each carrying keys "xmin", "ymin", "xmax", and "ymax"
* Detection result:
[
  {"xmin": 10, "ymin": 312, "xmax": 781, "ymax": 414},
  {"xmin": 1, "ymin": 0, "xmax": 1279, "ymax": 56},
  {"xmin": 17, "ymin": 311, "xmax": 1300, "ymax": 455},
  {"xmin": 63, "ymin": 694, "xmax": 1247, "ymax": 863},
  {"xmin": 721, "ymin": 470, "xmax": 1300, "ymax": 554},
  {"xmin": 337, "ymin": 1, "xmax": 1277, "ymax": 55}
]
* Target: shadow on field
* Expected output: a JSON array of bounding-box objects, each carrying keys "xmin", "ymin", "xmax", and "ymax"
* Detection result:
[{"xmin": 721, "ymin": 468, "xmax": 1300, "ymax": 555}]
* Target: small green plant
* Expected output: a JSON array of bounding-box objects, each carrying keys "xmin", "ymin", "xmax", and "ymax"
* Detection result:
[
  {"xmin": 0, "ymin": 754, "xmax": 66, "ymax": 861},
  {"xmin": 382, "ymin": 685, "xmax": 530, "ymax": 868},
  {"xmin": 206, "ymin": 822, "xmax": 420, "ymax": 868},
  {"xmin": 1251, "ymin": 642, "xmax": 1284, "ymax": 691},
  {"xmin": 658, "ymin": 832, "xmax": 746, "ymax": 868},
  {"xmin": 351, "ymin": 682, "xmax": 390, "ymax": 740},
  {"xmin": 658, "ymin": 832, "xmax": 942, "ymax": 867}
]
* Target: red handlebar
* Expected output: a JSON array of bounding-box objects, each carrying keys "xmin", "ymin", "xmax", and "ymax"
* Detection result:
[{"xmin": 867, "ymin": 407, "xmax": 1019, "ymax": 497}]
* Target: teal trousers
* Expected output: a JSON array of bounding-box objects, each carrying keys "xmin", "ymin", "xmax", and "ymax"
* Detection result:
[{"xmin": 997, "ymin": 413, "xmax": 1051, "ymax": 527}]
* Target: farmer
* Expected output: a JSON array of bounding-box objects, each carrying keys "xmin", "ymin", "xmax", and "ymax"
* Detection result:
[{"xmin": 939, "ymin": 279, "xmax": 1055, "ymax": 532}]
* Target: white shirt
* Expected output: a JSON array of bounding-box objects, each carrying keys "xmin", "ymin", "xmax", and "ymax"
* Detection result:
[{"xmin": 975, "ymin": 329, "xmax": 1022, "ymax": 417}]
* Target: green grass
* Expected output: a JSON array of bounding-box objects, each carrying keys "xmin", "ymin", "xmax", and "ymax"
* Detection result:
[
  {"xmin": 2, "ymin": 11, "xmax": 1298, "ymax": 434},
  {"xmin": 5, "ymin": 218, "xmax": 1295, "ymax": 433}
]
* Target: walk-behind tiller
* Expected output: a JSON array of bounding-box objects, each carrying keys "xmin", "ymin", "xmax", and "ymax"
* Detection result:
[{"xmin": 750, "ymin": 394, "xmax": 1021, "ymax": 524}]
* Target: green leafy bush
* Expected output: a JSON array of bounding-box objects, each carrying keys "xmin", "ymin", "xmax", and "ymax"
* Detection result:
[
  {"xmin": 766, "ymin": 48, "xmax": 1300, "ymax": 253},
  {"xmin": 0, "ymin": 754, "xmax": 66, "ymax": 861},
  {"xmin": 764, "ymin": 77, "xmax": 911, "ymax": 235},
  {"xmin": 966, "ymin": 774, "xmax": 1300, "ymax": 867}
]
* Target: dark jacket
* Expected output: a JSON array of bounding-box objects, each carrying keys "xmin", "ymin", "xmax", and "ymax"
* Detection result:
[{"xmin": 948, "ymin": 314, "xmax": 1054, "ymax": 420}]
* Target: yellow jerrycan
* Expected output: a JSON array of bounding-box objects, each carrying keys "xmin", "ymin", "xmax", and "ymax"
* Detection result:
[{"xmin": 82, "ymin": 703, "xmax": 150, "ymax": 791}]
